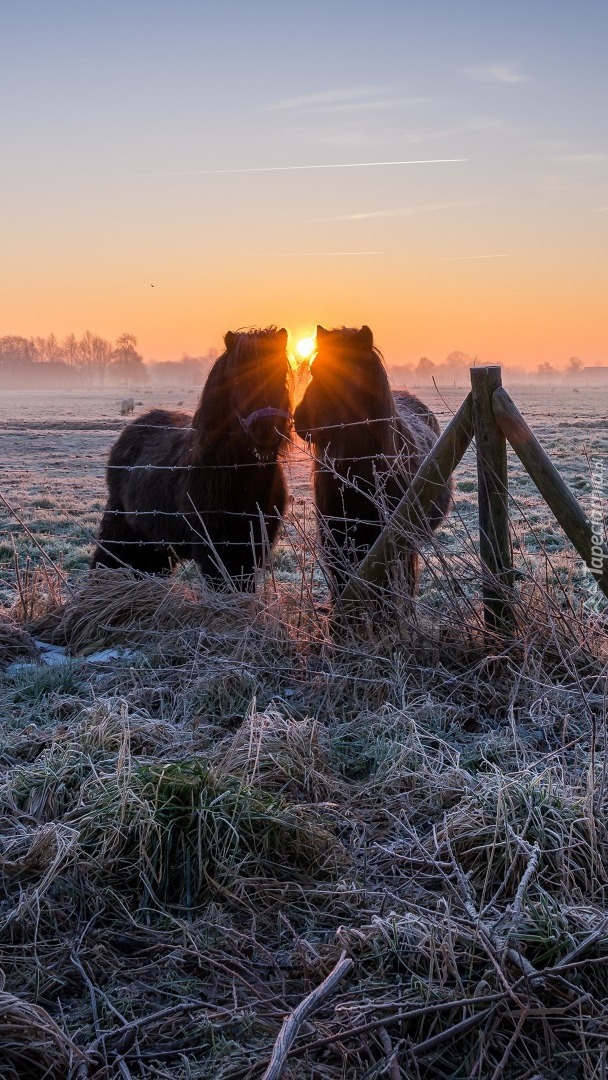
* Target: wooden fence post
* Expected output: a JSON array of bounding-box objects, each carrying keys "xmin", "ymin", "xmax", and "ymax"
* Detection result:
[
  {"xmin": 340, "ymin": 393, "xmax": 474, "ymax": 603},
  {"xmin": 493, "ymin": 386, "xmax": 608, "ymax": 599},
  {"xmin": 470, "ymin": 366, "xmax": 515, "ymax": 636}
]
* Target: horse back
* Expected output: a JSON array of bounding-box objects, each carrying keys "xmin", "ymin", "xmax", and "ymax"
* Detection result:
[
  {"xmin": 394, "ymin": 390, "xmax": 441, "ymax": 437},
  {"xmin": 109, "ymin": 409, "xmax": 192, "ymax": 467},
  {"xmin": 106, "ymin": 408, "xmax": 193, "ymax": 514},
  {"xmin": 394, "ymin": 392, "xmax": 452, "ymax": 525}
]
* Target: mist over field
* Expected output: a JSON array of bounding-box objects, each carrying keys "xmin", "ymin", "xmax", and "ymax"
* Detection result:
[
  {"xmin": 2, "ymin": 330, "xmax": 607, "ymax": 393},
  {"xmin": 0, "ymin": 331, "xmax": 218, "ymax": 391},
  {"xmin": 1, "ymin": 379, "xmax": 606, "ymax": 594}
]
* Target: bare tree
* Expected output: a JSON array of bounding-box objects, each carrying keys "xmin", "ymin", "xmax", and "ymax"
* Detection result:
[
  {"xmin": 89, "ymin": 334, "xmax": 113, "ymax": 384},
  {"xmin": 110, "ymin": 332, "xmax": 147, "ymax": 386},
  {"xmin": 62, "ymin": 333, "xmax": 81, "ymax": 367},
  {"xmin": 0, "ymin": 336, "xmax": 35, "ymax": 367},
  {"xmin": 65, "ymin": 331, "xmax": 114, "ymax": 384},
  {"xmin": 445, "ymin": 350, "xmax": 473, "ymax": 370},
  {"xmin": 32, "ymin": 333, "xmax": 65, "ymax": 363},
  {"xmin": 78, "ymin": 330, "xmax": 98, "ymax": 375},
  {"xmin": 416, "ymin": 356, "xmax": 436, "ymax": 379}
]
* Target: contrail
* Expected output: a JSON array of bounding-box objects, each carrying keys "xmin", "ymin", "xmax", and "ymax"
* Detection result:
[
  {"xmin": 141, "ymin": 158, "xmax": 468, "ymax": 177},
  {"xmin": 244, "ymin": 251, "xmax": 383, "ymax": 257},
  {"xmin": 435, "ymin": 253, "xmax": 512, "ymax": 260}
]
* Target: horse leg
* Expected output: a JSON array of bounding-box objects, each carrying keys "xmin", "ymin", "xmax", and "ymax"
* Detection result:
[
  {"xmin": 93, "ymin": 535, "xmax": 176, "ymax": 574},
  {"xmin": 193, "ymin": 546, "xmax": 257, "ymax": 591},
  {"xmin": 91, "ymin": 501, "xmax": 134, "ymax": 569},
  {"xmin": 91, "ymin": 502, "xmax": 176, "ymax": 574},
  {"xmin": 125, "ymin": 544, "xmax": 177, "ymax": 575}
]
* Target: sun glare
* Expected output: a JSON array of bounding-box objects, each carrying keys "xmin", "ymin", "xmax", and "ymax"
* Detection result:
[{"xmin": 295, "ymin": 336, "xmax": 315, "ymax": 360}]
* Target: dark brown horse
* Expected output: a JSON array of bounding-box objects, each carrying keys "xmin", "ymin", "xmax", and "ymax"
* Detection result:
[
  {"xmin": 293, "ymin": 325, "xmax": 451, "ymax": 595},
  {"xmin": 92, "ymin": 328, "xmax": 292, "ymax": 589}
]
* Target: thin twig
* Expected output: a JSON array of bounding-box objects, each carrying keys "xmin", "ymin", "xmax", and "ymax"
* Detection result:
[
  {"xmin": 261, "ymin": 952, "xmax": 354, "ymax": 1080},
  {"xmin": 378, "ymin": 1025, "xmax": 401, "ymax": 1080}
]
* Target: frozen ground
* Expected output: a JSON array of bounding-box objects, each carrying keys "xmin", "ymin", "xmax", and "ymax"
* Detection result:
[{"xmin": 0, "ymin": 381, "xmax": 606, "ymax": 605}]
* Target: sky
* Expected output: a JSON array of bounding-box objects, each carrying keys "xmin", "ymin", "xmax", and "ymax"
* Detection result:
[{"xmin": 1, "ymin": 0, "xmax": 607, "ymax": 367}]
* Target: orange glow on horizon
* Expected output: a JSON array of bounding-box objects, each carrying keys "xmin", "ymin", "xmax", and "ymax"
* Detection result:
[{"xmin": 2, "ymin": 245, "xmax": 607, "ymax": 372}]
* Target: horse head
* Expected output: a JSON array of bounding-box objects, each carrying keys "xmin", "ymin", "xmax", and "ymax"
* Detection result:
[
  {"xmin": 224, "ymin": 328, "xmax": 292, "ymax": 461},
  {"xmin": 294, "ymin": 325, "xmax": 387, "ymax": 447}
]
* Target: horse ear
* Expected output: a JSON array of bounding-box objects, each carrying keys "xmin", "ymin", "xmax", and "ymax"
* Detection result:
[
  {"xmin": 316, "ymin": 325, "xmax": 329, "ymax": 339},
  {"xmin": 357, "ymin": 326, "xmax": 374, "ymax": 351},
  {"xmin": 224, "ymin": 331, "xmax": 236, "ymax": 351},
  {"xmin": 277, "ymin": 328, "xmax": 288, "ymax": 344}
]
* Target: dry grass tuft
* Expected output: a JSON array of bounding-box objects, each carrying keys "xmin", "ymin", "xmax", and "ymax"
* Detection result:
[
  {"xmin": 0, "ymin": 990, "xmax": 85, "ymax": 1079},
  {"xmin": 214, "ymin": 706, "xmax": 343, "ymax": 803},
  {"xmin": 2, "ymin": 527, "xmax": 608, "ymax": 1077},
  {"xmin": 0, "ymin": 615, "xmax": 38, "ymax": 670},
  {"xmin": 27, "ymin": 567, "xmax": 265, "ymax": 651}
]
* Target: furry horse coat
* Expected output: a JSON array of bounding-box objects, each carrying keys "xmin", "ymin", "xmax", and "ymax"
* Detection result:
[
  {"xmin": 92, "ymin": 328, "xmax": 292, "ymax": 588},
  {"xmin": 294, "ymin": 325, "xmax": 451, "ymax": 594}
]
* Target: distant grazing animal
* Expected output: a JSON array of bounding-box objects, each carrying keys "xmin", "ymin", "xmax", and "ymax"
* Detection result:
[
  {"xmin": 93, "ymin": 328, "xmax": 292, "ymax": 588},
  {"xmin": 120, "ymin": 398, "xmax": 135, "ymax": 416},
  {"xmin": 293, "ymin": 325, "xmax": 451, "ymax": 595}
]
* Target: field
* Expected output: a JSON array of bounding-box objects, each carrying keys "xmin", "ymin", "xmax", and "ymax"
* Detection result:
[
  {"xmin": 1, "ymin": 383, "xmax": 608, "ymax": 1079},
  {"xmin": 1, "ymin": 381, "xmax": 606, "ymax": 595}
]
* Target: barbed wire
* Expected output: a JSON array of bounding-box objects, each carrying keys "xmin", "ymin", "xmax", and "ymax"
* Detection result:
[
  {"xmin": 0, "ymin": 499, "xmax": 423, "ymax": 528},
  {"xmin": 0, "ymin": 422, "xmax": 450, "ymax": 540},
  {"xmin": 103, "ymin": 462, "xmax": 285, "ymax": 471},
  {"xmin": 87, "ymin": 528, "xmax": 426, "ymax": 546},
  {"xmin": 0, "ymin": 444, "xmax": 438, "ymax": 472},
  {"xmin": 0, "ymin": 413, "xmax": 423, "ymax": 436},
  {"xmin": 101, "ymin": 452, "xmax": 424, "ymax": 471},
  {"xmin": 0, "ymin": 456, "xmax": 424, "ymax": 473},
  {"xmin": 0, "ymin": 403, "xmax": 456, "ymax": 569},
  {"xmin": 99, "ymin": 508, "xmax": 390, "ymax": 526},
  {"xmin": 90, "ymin": 539, "xmax": 275, "ymax": 548}
]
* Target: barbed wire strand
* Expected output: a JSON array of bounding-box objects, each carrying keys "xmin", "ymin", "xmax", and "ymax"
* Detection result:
[{"xmin": 0, "ymin": 412, "xmax": 436, "ymax": 437}]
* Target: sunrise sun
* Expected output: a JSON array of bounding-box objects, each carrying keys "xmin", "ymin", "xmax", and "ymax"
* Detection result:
[{"xmin": 295, "ymin": 336, "xmax": 315, "ymax": 360}]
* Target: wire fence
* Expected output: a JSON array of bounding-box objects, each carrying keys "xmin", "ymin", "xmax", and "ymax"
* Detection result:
[
  {"xmin": 0, "ymin": 415, "xmax": 418, "ymax": 435},
  {"xmin": 1, "ymin": 389, "xmax": 605, "ymax": 613}
]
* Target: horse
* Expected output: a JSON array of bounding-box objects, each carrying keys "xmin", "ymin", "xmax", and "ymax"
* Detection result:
[
  {"xmin": 92, "ymin": 328, "xmax": 292, "ymax": 589},
  {"xmin": 293, "ymin": 325, "xmax": 451, "ymax": 596}
]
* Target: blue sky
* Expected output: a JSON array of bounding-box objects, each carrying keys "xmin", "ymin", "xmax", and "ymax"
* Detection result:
[{"xmin": 1, "ymin": 0, "xmax": 606, "ymax": 363}]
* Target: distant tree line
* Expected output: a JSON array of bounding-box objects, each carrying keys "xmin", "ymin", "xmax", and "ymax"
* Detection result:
[
  {"xmin": 537, "ymin": 356, "xmax": 583, "ymax": 378},
  {"xmin": 3, "ymin": 333, "xmax": 599, "ymax": 391},
  {"xmin": 0, "ymin": 332, "xmax": 217, "ymax": 388},
  {"xmin": 391, "ymin": 351, "xmax": 476, "ymax": 386},
  {"xmin": 389, "ymin": 351, "xmax": 601, "ymax": 387}
]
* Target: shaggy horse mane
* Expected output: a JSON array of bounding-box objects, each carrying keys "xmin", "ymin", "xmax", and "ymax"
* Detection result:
[
  {"xmin": 293, "ymin": 323, "xmax": 451, "ymax": 595},
  {"xmin": 305, "ymin": 325, "xmax": 400, "ymax": 445},
  {"xmin": 92, "ymin": 325, "xmax": 291, "ymax": 587},
  {"xmin": 326, "ymin": 326, "xmax": 397, "ymax": 422},
  {"xmin": 192, "ymin": 326, "xmax": 289, "ymax": 437}
]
